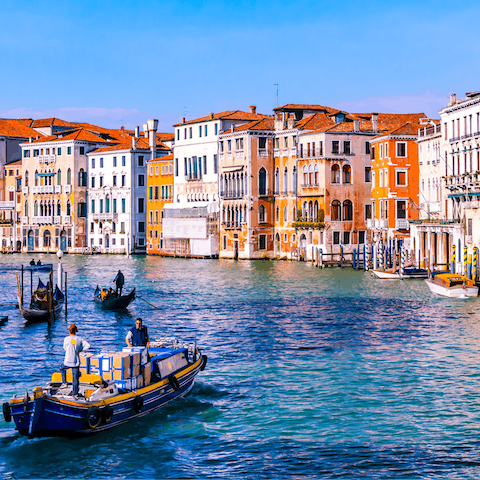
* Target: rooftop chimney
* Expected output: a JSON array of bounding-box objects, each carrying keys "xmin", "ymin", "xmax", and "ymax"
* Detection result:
[
  {"xmin": 147, "ymin": 119, "xmax": 158, "ymax": 159},
  {"xmin": 250, "ymin": 105, "xmax": 257, "ymax": 114},
  {"xmin": 132, "ymin": 136, "xmax": 137, "ymax": 150},
  {"xmin": 135, "ymin": 126, "xmax": 139, "ymax": 137},
  {"xmin": 231, "ymin": 125, "xmax": 234, "ymax": 133},
  {"xmin": 29, "ymin": 137, "xmax": 32, "ymax": 143},
  {"xmin": 449, "ymin": 93, "xmax": 457, "ymax": 106},
  {"xmin": 354, "ymin": 119, "xmax": 360, "ymax": 132},
  {"xmin": 371, "ymin": 114, "xmax": 378, "ymax": 133},
  {"xmin": 210, "ymin": 113, "xmax": 214, "ymax": 119},
  {"xmin": 181, "ymin": 117, "xmax": 185, "ymax": 124},
  {"xmin": 143, "ymin": 123, "xmax": 148, "ymax": 138}
]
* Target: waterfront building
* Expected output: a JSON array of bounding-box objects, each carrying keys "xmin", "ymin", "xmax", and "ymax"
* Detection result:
[
  {"xmin": 20, "ymin": 127, "xmax": 113, "ymax": 252},
  {"xmin": 218, "ymin": 118, "xmax": 275, "ymax": 259},
  {"xmin": 166, "ymin": 108, "xmax": 269, "ymax": 257},
  {"xmin": 87, "ymin": 120, "xmax": 170, "ymax": 254},
  {"xmin": 0, "ymin": 160, "xmax": 22, "ymax": 251},
  {"xmin": 147, "ymin": 154, "xmax": 173, "ymax": 255}
]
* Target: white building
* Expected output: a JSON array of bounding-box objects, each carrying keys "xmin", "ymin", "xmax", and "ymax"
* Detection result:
[
  {"xmin": 86, "ymin": 120, "xmax": 170, "ymax": 253},
  {"xmin": 165, "ymin": 107, "xmax": 268, "ymax": 257}
]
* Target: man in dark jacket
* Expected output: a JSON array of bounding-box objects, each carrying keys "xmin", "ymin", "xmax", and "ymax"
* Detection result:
[
  {"xmin": 114, "ymin": 270, "xmax": 125, "ymax": 296},
  {"xmin": 126, "ymin": 318, "xmax": 149, "ymax": 347}
]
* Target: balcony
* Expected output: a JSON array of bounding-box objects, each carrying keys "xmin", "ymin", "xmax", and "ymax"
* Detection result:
[
  {"xmin": 290, "ymin": 147, "xmax": 297, "ymax": 157},
  {"xmin": 366, "ymin": 219, "xmax": 375, "ymax": 229},
  {"xmin": 0, "ymin": 201, "xmax": 15, "ymax": 209},
  {"xmin": 65, "ymin": 185, "xmax": 72, "ymax": 194},
  {"xmin": 418, "ymin": 124, "xmax": 441, "ymax": 138},
  {"xmin": 258, "ymin": 148, "xmax": 268, "ymax": 157},
  {"xmin": 22, "ymin": 216, "xmax": 28, "ymax": 224},
  {"xmin": 254, "ymin": 188, "xmax": 274, "ymax": 198},
  {"xmin": 396, "ymin": 219, "xmax": 410, "ymax": 230},
  {"xmin": 234, "ymin": 150, "xmax": 244, "ymax": 159},
  {"xmin": 375, "ymin": 219, "xmax": 388, "ymax": 229},
  {"xmin": 54, "ymin": 185, "xmax": 62, "ymax": 193},
  {"xmin": 281, "ymin": 148, "xmax": 288, "ymax": 157},
  {"xmin": 420, "ymin": 201, "xmax": 441, "ymax": 213},
  {"xmin": 39, "ymin": 155, "xmax": 56, "ymax": 164},
  {"xmin": 92, "ymin": 213, "xmax": 118, "ymax": 222},
  {"xmin": 32, "ymin": 216, "xmax": 53, "ymax": 225},
  {"xmin": 22, "ymin": 187, "xmax": 28, "ymax": 195},
  {"xmin": 220, "ymin": 191, "xmax": 245, "ymax": 199},
  {"xmin": 274, "ymin": 148, "xmax": 280, "ymax": 157},
  {"xmin": 32, "ymin": 185, "xmax": 54, "ymax": 194},
  {"xmin": 53, "ymin": 216, "xmax": 61, "ymax": 224},
  {"xmin": 301, "ymin": 183, "xmax": 319, "ymax": 189},
  {"xmin": 64, "ymin": 216, "xmax": 71, "ymax": 224}
]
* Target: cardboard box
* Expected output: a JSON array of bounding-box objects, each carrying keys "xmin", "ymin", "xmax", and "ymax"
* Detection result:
[
  {"xmin": 122, "ymin": 347, "xmax": 147, "ymax": 365},
  {"xmin": 79, "ymin": 366, "xmax": 88, "ymax": 376},
  {"xmin": 113, "ymin": 366, "xmax": 131, "ymax": 380},
  {"xmin": 102, "ymin": 371, "xmax": 113, "ymax": 381},
  {"xmin": 115, "ymin": 378, "xmax": 133, "ymax": 390},
  {"xmin": 80, "ymin": 352, "xmax": 94, "ymax": 371},
  {"xmin": 132, "ymin": 364, "xmax": 140, "ymax": 377},
  {"xmin": 143, "ymin": 362, "xmax": 151, "ymax": 386},
  {"xmin": 136, "ymin": 375, "xmax": 144, "ymax": 389}
]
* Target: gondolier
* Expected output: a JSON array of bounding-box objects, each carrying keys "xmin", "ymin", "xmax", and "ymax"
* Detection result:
[
  {"xmin": 114, "ymin": 270, "xmax": 125, "ymax": 296},
  {"xmin": 126, "ymin": 318, "xmax": 149, "ymax": 348}
]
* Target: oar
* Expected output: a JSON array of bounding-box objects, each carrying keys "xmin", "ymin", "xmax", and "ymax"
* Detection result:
[{"xmin": 136, "ymin": 295, "xmax": 159, "ymax": 309}]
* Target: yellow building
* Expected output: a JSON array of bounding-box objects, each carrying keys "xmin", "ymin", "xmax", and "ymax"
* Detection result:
[{"xmin": 147, "ymin": 155, "xmax": 173, "ymax": 254}]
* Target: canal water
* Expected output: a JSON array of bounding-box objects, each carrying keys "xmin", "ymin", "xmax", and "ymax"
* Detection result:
[{"xmin": 2, "ymin": 255, "xmax": 480, "ymax": 478}]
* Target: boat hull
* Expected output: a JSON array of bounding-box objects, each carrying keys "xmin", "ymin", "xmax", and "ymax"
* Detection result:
[
  {"xmin": 372, "ymin": 269, "xmax": 428, "ymax": 279},
  {"xmin": 8, "ymin": 356, "xmax": 203, "ymax": 437},
  {"xmin": 425, "ymin": 279, "xmax": 478, "ymax": 297},
  {"xmin": 94, "ymin": 288, "xmax": 135, "ymax": 310}
]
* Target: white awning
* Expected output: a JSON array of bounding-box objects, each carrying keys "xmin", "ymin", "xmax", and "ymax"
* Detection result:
[{"xmin": 221, "ymin": 165, "xmax": 244, "ymax": 172}]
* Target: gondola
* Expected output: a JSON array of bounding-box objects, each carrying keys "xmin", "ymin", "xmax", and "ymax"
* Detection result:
[
  {"xmin": 16, "ymin": 276, "xmax": 64, "ymax": 321},
  {"xmin": 94, "ymin": 286, "xmax": 135, "ymax": 310}
]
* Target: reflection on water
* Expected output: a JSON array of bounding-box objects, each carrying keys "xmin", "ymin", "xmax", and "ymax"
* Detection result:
[{"xmin": 1, "ymin": 254, "xmax": 480, "ymax": 478}]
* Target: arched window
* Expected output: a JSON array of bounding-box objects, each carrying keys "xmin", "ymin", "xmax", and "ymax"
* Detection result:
[
  {"xmin": 308, "ymin": 165, "xmax": 313, "ymax": 185},
  {"xmin": 35, "ymin": 170, "xmax": 39, "ymax": 186},
  {"xmin": 25, "ymin": 170, "xmax": 29, "ymax": 187},
  {"xmin": 34, "ymin": 201, "xmax": 38, "ymax": 216},
  {"xmin": 343, "ymin": 199, "xmax": 353, "ymax": 221},
  {"xmin": 284, "ymin": 167, "xmax": 288, "ymax": 194},
  {"xmin": 66, "ymin": 201, "xmax": 71, "ymax": 216},
  {"xmin": 308, "ymin": 201, "xmax": 313, "ymax": 222},
  {"xmin": 67, "ymin": 168, "xmax": 72, "ymax": 185},
  {"xmin": 44, "ymin": 229, "xmax": 51, "ymax": 247},
  {"xmin": 303, "ymin": 165, "xmax": 308, "ymax": 185},
  {"xmin": 24, "ymin": 201, "xmax": 28, "ymax": 217},
  {"xmin": 314, "ymin": 164, "xmax": 318, "ymax": 185},
  {"xmin": 57, "ymin": 201, "xmax": 61, "ymax": 216},
  {"xmin": 331, "ymin": 164, "xmax": 340, "ymax": 184},
  {"xmin": 259, "ymin": 167, "xmax": 267, "ymax": 195},
  {"xmin": 303, "ymin": 201, "xmax": 308, "ymax": 220},
  {"xmin": 220, "ymin": 174, "xmax": 224, "ymax": 196},
  {"xmin": 106, "ymin": 196, "xmax": 110, "ymax": 213},
  {"xmin": 293, "ymin": 166, "xmax": 297, "ymax": 194},
  {"xmin": 343, "ymin": 165, "xmax": 351, "ymax": 184},
  {"xmin": 259, "ymin": 204, "xmax": 266, "ymax": 222},
  {"xmin": 276, "ymin": 206, "xmax": 280, "ymax": 222},
  {"xmin": 57, "ymin": 169, "xmax": 62, "ymax": 185},
  {"xmin": 222, "ymin": 206, "xmax": 226, "ymax": 224},
  {"xmin": 283, "ymin": 206, "xmax": 288, "ymax": 223},
  {"xmin": 331, "ymin": 200, "xmax": 341, "ymax": 221},
  {"xmin": 78, "ymin": 168, "xmax": 86, "ymax": 187},
  {"xmin": 275, "ymin": 167, "xmax": 280, "ymax": 194},
  {"xmin": 314, "ymin": 201, "xmax": 319, "ymax": 221}
]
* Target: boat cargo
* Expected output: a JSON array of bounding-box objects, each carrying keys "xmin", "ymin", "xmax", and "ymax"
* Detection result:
[
  {"xmin": 425, "ymin": 273, "xmax": 479, "ymax": 298},
  {"xmin": 2, "ymin": 338, "xmax": 207, "ymax": 437}
]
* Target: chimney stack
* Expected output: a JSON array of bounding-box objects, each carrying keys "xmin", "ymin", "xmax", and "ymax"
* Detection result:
[
  {"xmin": 354, "ymin": 119, "xmax": 360, "ymax": 132},
  {"xmin": 371, "ymin": 114, "xmax": 378, "ymax": 133},
  {"xmin": 250, "ymin": 105, "xmax": 257, "ymax": 114},
  {"xmin": 135, "ymin": 126, "xmax": 139, "ymax": 137},
  {"xmin": 147, "ymin": 119, "xmax": 158, "ymax": 159},
  {"xmin": 231, "ymin": 125, "xmax": 234, "ymax": 133},
  {"xmin": 143, "ymin": 123, "xmax": 148, "ymax": 138},
  {"xmin": 181, "ymin": 117, "xmax": 185, "ymax": 124},
  {"xmin": 132, "ymin": 136, "xmax": 137, "ymax": 150},
  {"xmin": 210, "ymin": 113, "xmax": 214, "ymax": 119},
  {"xmin": 449, "ymin": 93, "xmax": 457, "ymax": 106}
]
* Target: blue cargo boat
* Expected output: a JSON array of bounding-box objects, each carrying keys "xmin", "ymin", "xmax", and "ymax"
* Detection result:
[{"xmin": 2, "ymin": 340, "xmax": 207, "ymax": 437}]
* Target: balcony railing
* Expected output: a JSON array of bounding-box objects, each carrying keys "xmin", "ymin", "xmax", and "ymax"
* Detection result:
[
  {"xmin": 375, "ymin": 219, "xmax": 388, "ymax": 229},
  {"xmin": 301, "ymin": 183, "xmax": 319, "ymax": 189},
  {"xmin": 0, "ymin": 201, "xmax": 15, "ymax": 209},
  {"xmin": 274, "ymin": 148, "xmax": 280, "ymax": 157},
  {"xmin": 22, "ymin": 216, "xmax": 28, "ymax": 224},
  {"xmin": 64, "ymin": 216, "xmax": 71, "ymax": 224},
  {"xmin": 39, "ymin": 155, "xmax": 56, "ymax": 164},
  {"xmin": 396, "ymin": 219, "xmax": 410, "ymax": 230},
  {"xmin": 258, "ymin": 149, "xmax": 268, "ymax": 157},
  {"xmin": 366, "ymin": 219, "xmax": 375, "ymax": 229},
  {"xmin": 32, "ymin": 216, "xmax": 54, "ymax": 224},
  {"xmin": 253, "ymin": 188, "xmax": 273, "ymax": 198},
  {"xmin": 54, "ymin": 185, "xmax": 62, "ymax": 193},
  {"xmin": 92, "ymin": 213, "xmax": 118, "ymax": 221},
  {"xmin": 53, "ymin": 216, "xmax": 61, "ymax": 224},
  {"xmin": 32, "ymin": 185, "xmax": 55, "ymax": 194},
  {"xmin": 234, "ymin": 150, "xmax": 244, "ymax": 159},
  {"xmin": 290, "ymin": 147, "xmax": 297, "ymax": 157},
  {"xmin": 65, "ymin": 185, "xmax": 72, "ymax": 194},
  {"xmin": 220, "ymin": 191, "xmax": 245, "ymax": 199},
  {"xmin": 22, "ymin": 187, "xmax": 28, "ymax": 195}
]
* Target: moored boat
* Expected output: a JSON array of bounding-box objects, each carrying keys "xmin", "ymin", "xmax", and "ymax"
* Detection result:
[
  {"xmin": 24, "ymin": 263, "xmax": 53, "ymax": 272},
  {"xmin": 425, "ymin": 273, "xmax": 479, "ymax": 297},
  {"xmin": 94, "ymin": 286, "xmax": 135, "ymax": 310},
  {"xmin": 372, "ymin": 267, "xmax": 429, "ymax": 279},
  {"xmin": 2, "ymin": 339, "xmax": 207, "ymax": 437}
]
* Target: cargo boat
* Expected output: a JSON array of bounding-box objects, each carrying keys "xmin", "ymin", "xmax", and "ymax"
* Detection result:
[
  {"xmin": 425, "ymin": 273, "xmax": 479, "ymax": 298},
  {"xmin": 2, "ymin": 339, "xmax": 207, "ymax": 437}
]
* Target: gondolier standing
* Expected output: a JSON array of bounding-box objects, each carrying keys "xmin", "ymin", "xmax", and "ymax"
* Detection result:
[
  {"xmin": 114, "ymin": 270, "xmax": 125, "ymax": 296},
  {"xmin": 126, "ymin": 318, "xmax": 150, "ymax": 348}
]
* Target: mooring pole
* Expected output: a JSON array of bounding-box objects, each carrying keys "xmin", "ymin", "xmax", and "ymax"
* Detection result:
[
  {"xmin": 65, "ymin": 271, "xmax": 68, "ymax": 317},
  {"xmin": 21, "ymin": 264, "xmax": 24, "ymax": 307},
  {"xmin": 30, "ymin": 269, "xmax": 33, "ymax": 301}
]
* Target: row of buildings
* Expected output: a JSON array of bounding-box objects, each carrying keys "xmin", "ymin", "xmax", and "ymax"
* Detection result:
[{"xmin": 1, "ymin": 92, "xmax": 480, "ymax": 272}]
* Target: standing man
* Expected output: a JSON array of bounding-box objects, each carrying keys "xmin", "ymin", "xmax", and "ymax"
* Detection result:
[
  {"xmin": 61, "ymin": 324, "xmax": 90, "ymax": 398},
  {"xmin": 114, "ymin": 270, "xmax": 125, "ymax": 296},
  {"xmin": 126, "ymin": 317, "xmax": 150, "ymax": 348}
]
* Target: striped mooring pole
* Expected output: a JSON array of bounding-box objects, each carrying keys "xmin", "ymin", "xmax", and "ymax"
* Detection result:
[
  {"xmin": 464, "ymin": 245, "xmax": 468, "ymax": 276},
  {"xmin": 400, "ymin": 246, "xmax": 405, "ymax": 279},
  {"xmin": 451, "ymin": 244, "xmax": 456, "ymax": 274},
  {"xmin": 467, "ymin": 254, "xmax": 473, "ymax": 280},
  {"xmin": 363, "ymin": 244, "xmax": 367, "ymax": 271},
  {"xmin": 474, "ymin": 247, "xmax": 478, "ymax": 281}
]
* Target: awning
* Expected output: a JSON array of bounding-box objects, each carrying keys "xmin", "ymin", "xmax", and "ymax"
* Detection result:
[
  {"xmin": 448, "ymin": 193, "xmax": 466, "ymax": 198},
  {"xmin": 222, "ymin": 166, "xmax": 244, "ymax": 172},
  {"xmin": 38, "ymin": 173, "xmax": 54, "ymax": 177}
]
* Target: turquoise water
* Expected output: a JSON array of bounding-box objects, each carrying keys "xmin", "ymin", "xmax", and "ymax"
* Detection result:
[{"xmin": 2, "ymin": 255, "xmax": 480, "ymax": 478}]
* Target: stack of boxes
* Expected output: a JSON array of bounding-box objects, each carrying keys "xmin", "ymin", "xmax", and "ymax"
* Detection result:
[{"xmin": 80, "ymin": 347, "xmax": 151, "ymax": 391}]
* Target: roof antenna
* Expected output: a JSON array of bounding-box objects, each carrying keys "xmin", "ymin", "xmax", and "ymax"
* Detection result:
[{"xmin": 274, "ymin": 84, "xmax": 279, "ymax": 107}]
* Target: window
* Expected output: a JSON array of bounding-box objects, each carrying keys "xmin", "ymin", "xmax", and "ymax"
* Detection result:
[
  {"xmin": 332, "ymin": 141, "xmax": 339, "ymax": 154},
  {"xmin": 396, "ymin": 200, "xmax": 406, "ymax": 219},
  {"xmin": 343, "ymin": 200, "xmax": 353, "ymax": 221},
  {"xmin": 138, "ymin": 222, "xmax": 145, "ymax": 233},
  {"xmin": 343, "ymin": 231, "xmax": 350, "ymax": 245},
  {"xmin": 215, "ymin": 123, "xmax": 218, "ymax": 135},
  {"xmin": 155, "ymin": 186, "xmax": 159, "ymax": 200},
  {"xmin": 384, "ymin": 168, "xmax": 388, "ymax": 187},
  {"xmin": 100, "ymin": 158, "xmax": 104, "ymax": 168},
  {"xmin": 113, "ymin": 156, "xmax": 117, "ymax": 167},
  {"xmin": 396, "ymin": 170, "xmax": 407, "ymax": 186},
  {"xmin": 24, "ymin": 150, "xmax": 30, "ymax": 158},
  {"xmin": 189, "ymin": 127, "xmax": 192, "ymax": 139},
  {"xmin": 100, "ymin": 199, "xmax": 104, "ymax": 213},
  {"xmin": 203, "ymin": 155, "xmax": 207, "ymax": 175},
  {"xmin": 100, "ymin": 176, "xmax": 103, "ymax": 187},
  {"xmin": 122, "ymin": 156, "xmax": 126, "ymax": 166},
  {"xmin": 78, "ymin": 169, "xmax": 87, "ymax": 187},
  {"xmin": 343, "ymin": 141, "xmax": 351, "ymax": 154},
  {"xmin": 67, "ymin": 147, "xmax": 72, "ymax": 155},
  {"xmin": 177, "ymin": 130, "xmax": 180, "ymax": 141},
  {"xmin": 78, "ymin": 202, "xmax": 87, "ymax": 217},
  {"xmin": 365, "ymin": 167, "xmax": 371, "ymax": 183},
  {"xmin": 259, "ymin": 167, "xmax": 267, "ymax": 195},
  {"xmin": 379, "ymin": 169, "xmax": 383, "ymax": 188},
  {"xmin": 122, "ymin": 175, "xmax": 125, "ymax": 187},
  {"xmin": 223, "ymin": 235, "xmax": 227, "ymax": 250},
  {"xmin": 342, "ymin": 165, "xmax": 351, "ymax": 184},
  {"xmin": 120, "ymin": 222, "xmax": 125, "ymax": 233},
  {"xmin": 90, "ymin": 222, "xmax": 94, "ymax": 233},
  {"xmin": 259, "ymin": 204, "xmax": 266, "ymax": 222},
  {"xmin": 379, "ymin": 143, "xmax": 383, "ymax": 159},
  {"xmin": 80, "ymin": 146, "xmax": 85, "ymax": 155},
  {"xmin": 331, "ymin": 200, "xmax": 341, "ymax": 221},
  {"xmin": 384, "ymin": 142, "xmax": 389, "ymax": 157},
  {"xmin": 149, "ymin": 186, "xmax": 153, "ymax": 200},
  {"xmin": 365, "ymin": 204, "xmax": 372, "ymax": 219},
  {"xmin": 396, "ymin": 142, "xmax": 407, "ymax": 157},
  {"xmin": 205, "ymin": 125, "xmax": 208, "ymax": 136},
  {"xmin": 122, "ymin": 199, "xmax": 126, "ymax": 213},
  {"xmin": 259, "ymin": 234, "xmax": 267, "ymax": 250},
  {"xmin": 199, "ymin": 125, "xmax": 202, "ymax": 137},
  {"xmin": 331, "ymin": 165, "xmax": 340, "ymax": 184},
  {"xmin": 113, "ymin": 175, "xmax": 117, "ymax": 186},
  {"xmin": 372, "ymin": 171, "xmax": 375, "ymax": 189},
  {"xmin": 333, "ymin": 231, "xmax": 340, "ymax": 244},
  {"xmin": 358, "ymin": 231, "xmax": 366, "ymax": 244},
  {"xmin": 214, "ymin": 154, "xmax": 218, "ymax": 174},
  {"xmin": 91, "ymin": 158, "xmax": 95, "ymax": 169},
  {"xmin": 138, "ymin": 156, "xmax": 144, "ymax": 167},
  {"xmin": 138, "ymin": 198, "xmax": 144, "ymax": 213},
  {"xmin": 365, "ymin": 142, "xmax": 370, "ymax": 155},
  {"xmin": 113, "ymin": 198, "xmax": 117, "ymax": 213},
  {"xmin": 91, "ymin": 199, "xmax": 95, "ymax": 214},
  {"xmin": 175, "ymin": 158, "xmax": 179, "ymax": 177},
  {"xmin": 138, "ymin": 175, "xmax": 144, "ymax": 186},
  {"xmin": 67, "ymin": 168, "xmax": 71, "ymax": 185}
]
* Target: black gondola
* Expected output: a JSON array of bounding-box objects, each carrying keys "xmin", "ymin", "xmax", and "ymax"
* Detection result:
[{"xmin": 94, "ymin": 286, "xmax": 135, "ymax": 310}]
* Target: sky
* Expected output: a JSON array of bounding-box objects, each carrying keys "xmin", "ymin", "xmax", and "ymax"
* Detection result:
[{"xmin": 1, "ymin": 0, "xmax": 479, "ymax": 132}]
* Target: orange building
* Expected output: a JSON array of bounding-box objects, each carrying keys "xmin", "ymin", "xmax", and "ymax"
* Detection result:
[
  {"xmin": 147, "ymin": 155, "xmax": 173, "ymax": 254},
  {"xmin": 370, "ymin": 122, "xmax": 424, "ymax": 247}
]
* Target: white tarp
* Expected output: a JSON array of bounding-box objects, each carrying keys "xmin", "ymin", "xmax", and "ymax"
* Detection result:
[{"xmin": 162, "ymin": 217, "xmax": 207, "ymax": 239}]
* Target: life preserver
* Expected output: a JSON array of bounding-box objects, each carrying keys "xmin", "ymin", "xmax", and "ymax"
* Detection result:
[
  {"xmin": 200, "ymin": 355, "xmax": 208, "ymax": 371},
  {"xmin": 2, "ymin": 402, "xmax": 12, "ymax": 423},
  {"xmin": 133, "ymin": 396, "xmax": 144, "ymax": 413},
  {"xmin": 168, "ymin": 375, "xmax": 180, "ymax": 391},
  {"xmin": 86, "ymin": 406, "xmax": 102, "ymax": 429},
  {"xmin": 102, "ymin": 405, "xmax": 114, "ymax": 423}
]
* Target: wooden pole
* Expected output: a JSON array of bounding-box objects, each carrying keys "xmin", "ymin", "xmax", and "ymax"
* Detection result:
[
  {"xmin": 30, "ymin": 269, "xmax": 33, "ymax": 302},
  {"xmin": 49, "ymin": 270, "xmax": 54, "ymax": 322},
  {"xmin": 65, "ymin": 271, "xmax": 68, "ymax": 317},
  {"xmin": 21, "ymin": 265, "xmax": 24, "ymax": 308}
]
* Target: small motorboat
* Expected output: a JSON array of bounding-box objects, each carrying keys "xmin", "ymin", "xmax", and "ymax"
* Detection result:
[
  {"xmin": 372, "ymin": 267, "xmax": 428, "ymax": 279},
  {"xmin": 24, "ymin": 263, "xmax": 53, "ymax": 272},
  {"xmin": 2, "ymin": 339, "xmax": 207, "ymax": 438},
  {"xmin": 425, "ymin": 273, "xmax": 479, "ymax": 298},
  {"xmin": 94, "ymin": 286, "xmax": 135, "ymax": 310}
]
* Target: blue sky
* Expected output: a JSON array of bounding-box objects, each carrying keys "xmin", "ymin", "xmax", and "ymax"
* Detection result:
[{"xmin": 1, "ymin": 0, "xmax": 479, "ymax": 131}]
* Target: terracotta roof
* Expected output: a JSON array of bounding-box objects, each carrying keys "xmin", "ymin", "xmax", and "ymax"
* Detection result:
[
  {"xmin": 274, "ymin": 104, "xmax": 340, "ymax": 114},
  {"xmin": 221, "ymin": 118, "xmax": 275, "ymax": 134},
  {"xmin": 173, "ymin": 110, "xmax": 270, "ymax": 127},
  {"xmin": 29, "ymin": 127, "xmax": 110, "ymax": 144},
  {"xmin": 87, "ymin": 138, "xmax": 171, "ymax": 155},
  {"xmin": 373, "ymin": 122, "xmax": 424, "ymax": 138},
  {"xmin": 0, "ymin": 119, "xmax": 45, "ymax": 139},
  {"xmin": 156, "ymin": 132, "xmax": 174, "ymax": 142},
  {"xmin": 149, "ymin": 154, "xmax": 173, "ymax": 162},
  {"xmin": 295, "ymin": 113, "xmax": 336, "ymax": 130},
  {"xmin": 31, "ymin": 117, "xmax": 74, "ymax": 128},
  {"xmin": 15, "ymin": 118, "xmax": 34, "ymax": 127},
  {"xmin": 5, "ymin": 159, "xmax": 22, "ymax": 166}
]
